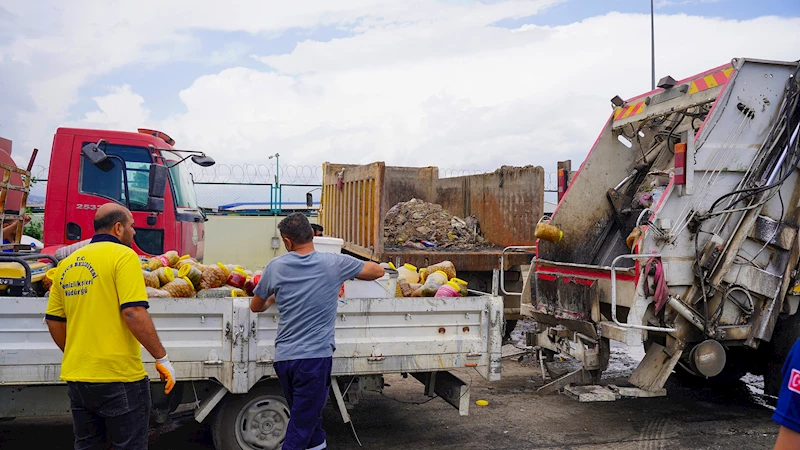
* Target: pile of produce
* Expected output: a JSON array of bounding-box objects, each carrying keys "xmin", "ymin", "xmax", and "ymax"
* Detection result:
[
  {"xmin": 384, "ymin": 198, "xmax": 493, "ymax": 250},
  {"xmin": 384, "ymin": 260, "xmax": 469, "ymax": 298},
  {"xmin": 142, "ymin": 251, "xmax": 261, "ymax": 298}
]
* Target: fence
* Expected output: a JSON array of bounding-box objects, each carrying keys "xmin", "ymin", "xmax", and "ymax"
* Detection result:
[{"xmin": 24, "ymin": 163, "xmax": 559, "ymax": 213}]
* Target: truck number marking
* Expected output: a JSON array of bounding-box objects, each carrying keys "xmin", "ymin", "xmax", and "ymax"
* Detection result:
[{"xmin": 76, "ymin": 204, "xmax": 98, "ymax": 210}]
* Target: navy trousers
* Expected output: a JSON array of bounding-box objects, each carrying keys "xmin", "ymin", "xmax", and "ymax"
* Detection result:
[{"xmin": 274, "ymin": 357, "xmax": 332, "ymax": 450}]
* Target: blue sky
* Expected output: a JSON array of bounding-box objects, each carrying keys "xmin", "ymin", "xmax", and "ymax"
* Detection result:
[{"xmin": 1, "ymin": 0, "xmax": 798, "ymax": 181}]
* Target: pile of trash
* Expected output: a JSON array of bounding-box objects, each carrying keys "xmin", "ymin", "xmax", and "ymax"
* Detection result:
[{"xmin": 384, "ymin": 198, "xmax": 493, "ymax": 250}]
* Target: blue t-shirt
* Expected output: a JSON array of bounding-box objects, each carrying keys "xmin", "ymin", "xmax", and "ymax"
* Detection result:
[
  {"xmin": 254, "ymin": 251, "xmax": 364, "ymax": 362},
  {"xmin": 774, "ymin": 338, "xmax": 800, "ymax": 433}
]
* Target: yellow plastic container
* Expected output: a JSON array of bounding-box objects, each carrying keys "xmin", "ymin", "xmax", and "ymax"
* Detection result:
[
  {"xmin": 452, "ymin": 277, "xmax": 469, "ymax": 296},
  {"xmin": 535, "ymin": 223, "xmax": 563, "ymax": 243},
  {"xmin": 421, "ymin": 270, "xmax": 448, "ymax": 297},
  {"xmin": 396, "ymin": 263, "xmax": 419, "ymax": 284}
]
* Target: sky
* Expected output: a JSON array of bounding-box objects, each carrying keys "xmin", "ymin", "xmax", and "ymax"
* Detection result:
[{"xmin": 1, "ymin": 0, "xmax": 799, "ymax": 184}]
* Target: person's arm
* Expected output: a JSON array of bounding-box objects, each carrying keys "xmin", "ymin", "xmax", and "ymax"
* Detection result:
[
  {"xmin": 775, "ymin": 426, "xmax": 800, "ymax": 450},
  {"xmin": 45, "ymin": 274, "xmax": 67, "ymax": 351},
  {"xmin": 46, "ymin": 320, "xmax": 66, "ymax": 351},
  {"xmin": 122, "ymin": 306, "xmax": 166, "ymax": 359},
  {"xmin": 356, "ymin": 261, "xmax": 385, "ymax": 281},
  {"xmin": 3, "ymin": 215, "xmax": 31, "ymax": 241},
  {"xmin": 250, "ymin": 294, "xmax": 275, "ymax": 313}
]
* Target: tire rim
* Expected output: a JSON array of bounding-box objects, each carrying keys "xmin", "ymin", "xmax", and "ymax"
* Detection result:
[{"xmin": 234, "ymin": 395, "xmax": 290, "ymax": 450}]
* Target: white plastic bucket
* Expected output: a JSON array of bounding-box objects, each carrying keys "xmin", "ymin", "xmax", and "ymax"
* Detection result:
[{"xmin": 313, "ymin": 236, "xmax": 344, "ymax": 254}]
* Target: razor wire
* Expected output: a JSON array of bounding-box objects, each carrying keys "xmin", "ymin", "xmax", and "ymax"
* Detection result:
[{"xmin": 24, "ymin": 164, "xmax": 560, "ymax": 209}]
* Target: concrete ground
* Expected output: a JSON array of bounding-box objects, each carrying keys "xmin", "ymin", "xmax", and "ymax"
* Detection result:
[{"xmin": 0, "ymin": 341, "xmax": 780, "ymax": 449}]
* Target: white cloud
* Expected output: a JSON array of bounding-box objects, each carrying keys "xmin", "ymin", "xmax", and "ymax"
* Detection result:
[
  {"xmin": 67, "ymin": 85, "xmax": 151, "ymax": 130},
  {"xmin": 151, "ymin": 12, "xmax": 800, "ymax": 176},
  {"xmin": 656, "ymin": 0, "xmax": 721, "ymax": 8},
  {"xmin": 0, "ymin": 0, "xmax": 559, "ymax": 158},
  {"xmin": 2, "ymin": 1, "xmax": 800, "ymax": 183}
]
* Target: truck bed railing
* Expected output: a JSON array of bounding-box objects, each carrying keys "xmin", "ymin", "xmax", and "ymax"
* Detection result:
[
  {"xmin": 610, "ymin": 253, "xmax": 676, "ymax": 333},
  {"xmin": 500, "ymin": 245, "xmax": 537, "ymax": 296}
]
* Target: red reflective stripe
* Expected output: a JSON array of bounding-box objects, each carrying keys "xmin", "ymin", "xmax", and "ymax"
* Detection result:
[
  {"xmin": 537, "ymin": 266, "xmax": 636, "ymax": 282},
  {"xmin": 712, "ymin": 71, "xmax": 729, "ymax": 86},
  {"xmin": 693, "ymin": 77, "xmax": 709, "ymax": 92},
  {"xmin": 538, "ymin": 274, "xmax": 557, "ymax": 281}
]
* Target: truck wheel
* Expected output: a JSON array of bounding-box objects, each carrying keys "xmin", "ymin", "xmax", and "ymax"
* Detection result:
[{"xmin": 212, "ymin": 383, "xmax": 290, "ymax": 450}]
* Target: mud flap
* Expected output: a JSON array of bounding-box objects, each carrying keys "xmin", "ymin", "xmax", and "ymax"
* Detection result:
[
  {"xmin": 629, "ymin": 342, "xmax": 684, "ymax": 391},
  {"xmin": 412, "ymin": 371, "xmax": 470, "ymax": 416}
]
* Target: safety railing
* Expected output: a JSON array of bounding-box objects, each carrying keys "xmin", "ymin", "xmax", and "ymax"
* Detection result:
[{"xmin": 610, "ymin": 253, "xmax": 676, "ymax": 333}]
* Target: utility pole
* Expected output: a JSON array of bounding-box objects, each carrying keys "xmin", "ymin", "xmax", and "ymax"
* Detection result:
[{"xmin": 651, "ymin": 0, "xmax": 656, "ymax": 90}]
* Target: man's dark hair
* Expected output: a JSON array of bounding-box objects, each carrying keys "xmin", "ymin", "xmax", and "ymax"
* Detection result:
[
  {"xmin": 310, "ymin": 224, "xmax": 323, "ymax": 234},
  {"xmin": 278, "ymin": 213, "xmax": 313, "ymax": 244},
  {"xmin": 94, "ymin": 209, "xmax": 129, "ymax": 233}
]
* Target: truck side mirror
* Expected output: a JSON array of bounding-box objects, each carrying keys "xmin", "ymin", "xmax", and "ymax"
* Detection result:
[
  {"xmin": 81, "ymin": 142, "xmax": 108, "ymax": 165},
  {"xmin": 147, "ymin": 164, "xmax": 168, "ymax": 213},
  {"xmin": 306, "ymin": 192, "xmax": 313, "ymax": 208},
  {"xmin": 191, "ymin": 154, "xmax": 216, "ymax": 167}
]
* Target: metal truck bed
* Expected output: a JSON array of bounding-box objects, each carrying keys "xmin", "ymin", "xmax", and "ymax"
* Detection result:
[
  {"xmin": 0, "ymin": 295, "xmax": 503, "ymax": 393},
  {"xmin": 320, "ymin": 162, "xmax": 541, "ymax": 320}
]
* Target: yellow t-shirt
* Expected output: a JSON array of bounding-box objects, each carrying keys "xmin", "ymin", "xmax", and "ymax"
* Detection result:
[{"xmin": 45, "ymin": 240, "xmax": 149, "ymax": 382}]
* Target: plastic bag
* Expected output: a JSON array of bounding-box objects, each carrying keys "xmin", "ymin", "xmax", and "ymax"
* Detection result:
[
  {"xmin": 200, "ymin": 263, "xmax": 230, "ymax": 290},
  {"xmin": 143, "ymin": 270, "xmax": 161, "ymax": 288},
  {"xmin": 421, "ymin": 270, "xmax": 448, "ymax": 297},
  {"xmin": 154, "ymin": 267, "xmax": 177, "ymax": 286},
  {"xmin": 196, "ymin": 286, "xmax": 246, "ymax": 298},
  {"xmin": 178, "ymin": 264, "xmax": 203, "ymax": 289},
  {"xmin": 424, "ymin": 261, "xmax": 456, "ymax": 281},
  {"xmin": 146, "ymin": 286, "xmax": 171, "ymax": 298},
  {"xmin": 161, "ymin": 277, "xmax": 195, "ymax": 298}
]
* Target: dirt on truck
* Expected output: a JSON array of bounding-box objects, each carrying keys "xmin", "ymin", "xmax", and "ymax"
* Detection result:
[{"xmin": 319, "ymin": 162, "xmax": 544, "ymax": 334}]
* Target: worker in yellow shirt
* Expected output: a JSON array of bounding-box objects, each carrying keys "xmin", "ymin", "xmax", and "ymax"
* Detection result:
[{"xmin": 45, "ymin": 203, "xmax": 176, "ymax": 450}]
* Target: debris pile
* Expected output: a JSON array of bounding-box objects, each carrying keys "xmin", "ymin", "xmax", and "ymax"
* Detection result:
[{"xmin": 384, "ymin": 198, "xmax": 493, "ymax": 250}]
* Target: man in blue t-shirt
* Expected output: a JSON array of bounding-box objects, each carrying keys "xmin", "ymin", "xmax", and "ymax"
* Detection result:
[
  {"xmin": 774, "ymin": 338, "xmax": 800, "ymax": 449},
  {"xmin": 250, "ymin": 213, "xmax": 384, "ymax": 450}
]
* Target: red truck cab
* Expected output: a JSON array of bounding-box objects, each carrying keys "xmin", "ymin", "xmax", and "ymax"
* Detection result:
[{"xmin": 43, "ymin": 128, "xmax": 212, "ymax": 260}]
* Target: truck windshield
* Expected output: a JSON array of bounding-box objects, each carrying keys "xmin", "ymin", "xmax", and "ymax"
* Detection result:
[{"xmin": 161, "ymin": 151, "xmax": 199, "ymax": 209}]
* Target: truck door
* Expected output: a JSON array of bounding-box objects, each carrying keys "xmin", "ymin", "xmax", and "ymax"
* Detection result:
[
  {"xmin": 67, "ymin": 136, "xmax": 177, "ymax": 256},
  {"xmin": 160, "ymin": 151, "xmax": 205, "ymax": 261}
]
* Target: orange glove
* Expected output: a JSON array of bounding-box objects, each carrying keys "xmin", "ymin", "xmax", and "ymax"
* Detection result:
[{"xmin": 155, "ymin": 355, "xmax": 176, "ymax": 394}]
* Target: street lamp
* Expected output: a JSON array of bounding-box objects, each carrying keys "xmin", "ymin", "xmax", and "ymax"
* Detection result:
[
  {"xmin": 268, "ymin": 153, "xmax": 280, "ymax": 212},
  {"xmin": 268, "ymin": 153, "xmax": 280, "ymax": 185},
  {"xmin": 650, "ymin": 0, "xmax": 655, "ymax": 90}
]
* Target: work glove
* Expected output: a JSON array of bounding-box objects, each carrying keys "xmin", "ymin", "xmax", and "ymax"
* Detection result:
[{"xmin": 155, "ymin": 354, "xmax": 176, "ymax": 394}]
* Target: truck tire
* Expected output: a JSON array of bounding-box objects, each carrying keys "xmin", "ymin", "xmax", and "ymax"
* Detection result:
[
  {"xmin": 211, "ymin": 383, "xmax": 290, "ymax": 450},
  {"xmin": 762, "ymin": 312, "xmax": 800, "ymax": 397}
]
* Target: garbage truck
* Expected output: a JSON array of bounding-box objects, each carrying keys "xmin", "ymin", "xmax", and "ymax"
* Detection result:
[{"xmin": 523, "ymin": 57, "xmax": 800, "ymax": 396}]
